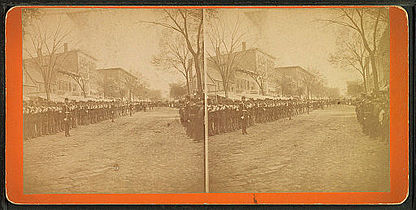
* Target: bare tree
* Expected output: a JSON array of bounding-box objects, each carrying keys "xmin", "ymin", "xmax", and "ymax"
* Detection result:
[
  {"xmin": 278, "ymin": 75, "xmax": 296, "ymax": 97},
  {"xmin": 24, "ymin": 18, "xmax": 72, "ymax": 100},
  {"xmin": 169, "ymin": 82, "xmax": 188, "ymax": 99},
  {"xmin": 301, "ymin": 67, "xmax": 325, "ymax": 99},
  {"xmin": 329, "ymin": 34, "xmax": 370, "ymax": 92},
  {"xmin": 123, "ymin": 73, "xmax": 142, "ymax": 101},
  {"xmin": 322, "ymin": 8, "xmax": 388, "ymax": 91},
  {"xmin": 143, "ymin": 9, "xmax": 210, "ymax": 95},
  {"xmin": 246, "ymin": 69, "xmax": 268, "ymax": 96},
  {"xmin": 22, "ymin": 8, "xmax": 42, "ymax": 36},
  {"xmin": 94, "ymin": 73, "xmax": 107, "ymax": 98},
  {"xmin": 97, "ymin": 75, "xmax": 122, "ymax": 99},
  {"xmin": 301, "ymin": 74, "xmax": 314, "ymax": 99},
  {"xmin": 58, "ymin": 70, "xmax": 88, "ymax": 98},
  {"xmin": 206, "ymin": 17, "xmax": 246, "ymax": 98},
  {"xmin": 152, "ymin": 32, "xmax": 193, "ymax": 97}
]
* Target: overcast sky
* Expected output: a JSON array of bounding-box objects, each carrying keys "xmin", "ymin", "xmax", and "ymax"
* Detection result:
[
  {"xmin": 214, "ymin": 8, "xmax": 366, "ymax": 95},
  {"xmin": 24, "ymin": 8, "xmax": 386, "ymax": 97}
]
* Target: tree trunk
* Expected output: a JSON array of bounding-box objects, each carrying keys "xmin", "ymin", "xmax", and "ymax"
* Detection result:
[
  {"xmin": 186, "ymin": 77, "xmax": 191, "ymax": 97},
  {"xmin": 45, "ymin": 83, "xmax": 51, "ymax": 101},
  {"xmin": 362, "ymin": 73, "xmax": 367, "ymax": 93},
  {"xmin": 309, "ymin": 88, "xmax": 312, "ymax": 99},
  {"xmin": 193, "ymin": 56, "xmax": 203, "ymax": 95},
  {"xmin": 224, "ymin": 83, "xmax": 229, "ymax": 98},
  {"xmin": 369, "ymin": 53, "xmax": 379, "ymax": 91}
]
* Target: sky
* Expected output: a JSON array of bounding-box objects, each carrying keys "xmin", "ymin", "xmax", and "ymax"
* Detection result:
[
  {"xmin": 23, "ymin": 8, "xmax": 181, "ymax": 98},
  {"xmin": 23, "ymin": 8, "xmax": 388, "ymax": 97},
  {"xmin": 213, "ymin": 8, "xmax": 366, "ymax": 95}
]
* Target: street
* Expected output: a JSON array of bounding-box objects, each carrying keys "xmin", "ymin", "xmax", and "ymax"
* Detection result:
[
  {"xmin": 208, "ymin": 105, "xmax": 390, "ymax": 193},
  {"xmin": 23, "ymin": 107, "xmax": 204, "ymax": 194},
  {"xmin": 23, "ymin": 105, "xmax": 390, "ymax": 194}
]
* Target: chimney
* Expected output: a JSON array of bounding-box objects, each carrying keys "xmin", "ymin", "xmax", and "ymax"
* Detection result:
[
  {"xmin": 242, "ymin": 42, "xmax": 246, "ymax": 51},
  {"xmin": 64, "ymin": 43, "xmax": 68, "ymax": 52}
]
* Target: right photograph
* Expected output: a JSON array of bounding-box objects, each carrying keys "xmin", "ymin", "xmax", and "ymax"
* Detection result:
[{"xmin": 205, "ymin": 8, "xmax": 390, "ymax": 193}]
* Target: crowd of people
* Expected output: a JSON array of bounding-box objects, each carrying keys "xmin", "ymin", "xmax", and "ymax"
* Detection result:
[
  {"xmin": 23, "ymin": 98, "xmax": 160, "ymax": 140},
  {"xmin": 179, "ymin": 96, "xmax": 339, "ymax": 140},
  {"xmin": 24, "ymin": 93, "xmax": 383, "ymax": 142},
  {"xmin": 355, "ymin": 91, "xmax": 389, "ymax": 141},
  {"xmin": 178, "ymin": 97, "xmax": 205, "ymax": 141}
]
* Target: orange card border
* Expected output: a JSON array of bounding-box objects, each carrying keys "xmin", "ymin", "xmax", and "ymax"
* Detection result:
[{"xmin": 5, "ymin": 5, "xmax": 409, "ymax": 205}]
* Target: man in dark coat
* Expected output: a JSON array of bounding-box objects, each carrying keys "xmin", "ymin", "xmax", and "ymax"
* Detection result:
[
  {"xmin": 63, "ymin": 98, "xmax": 71, "ymax": 137},
  {"xmin": 240, "ymin": 96, "xmax": 248, "ymax": 135}
]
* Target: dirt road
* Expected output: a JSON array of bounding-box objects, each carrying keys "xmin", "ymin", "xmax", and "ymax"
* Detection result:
[
  {"xmin": 24, "ymin": 105, "xmax": 390, "ymax": 194},
  {"xmin": 24, "ymin": 107, "xmax": 204, "ymax": 194},
  {"xmin": 208, "ymin": 105, "xmax": 390, "ymax": 193}
]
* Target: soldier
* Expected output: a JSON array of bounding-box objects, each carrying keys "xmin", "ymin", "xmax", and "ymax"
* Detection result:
[
  {"xmin": 187, "ymin": 101, "xmax": 198, "ymax": 139},
  {"xmin": 380, "ymin": 99, "xmax": 389, "ymax": 142},
  {"xmin": 129, "ymin": 102, "xmax": 134, "ymax": 116},
  {"xmin": 111, "ymin": 100, "xmax": 116, "ymax": 122},
  {"xmin": 184, "ymin": 101, "xmax": 192, "ymax": 136},
  {"xmin": 143, "ymin": 102, "xmax": 147, "ymax": 112},
  {"xmin": 362, "ymin": 96, "xmax": 372, "ymax": 135},
  {"xmin": 56, "ymin": 102, "xmax": 63, "ymax": 133},
  {"xmin": 240, "ymin": 96, "xmax": 249, "ymax": 135},
  {"xmin": 71, "ymin": 100, "xmax": 78, "ymax": 128},
  {"xmin": 287, "ymin": 100, "xmax": 293, "ymax": 120},
  {"xmin": 23, "ymin": 101, "xmax": 30, "ymax": 140},
  {"xmin": 207, "ymin": 101, "xmax": 215, "ymax": 136},
  {"xmin": 63, "ymin": 98, "xmax": 71, "ymax": 137}
]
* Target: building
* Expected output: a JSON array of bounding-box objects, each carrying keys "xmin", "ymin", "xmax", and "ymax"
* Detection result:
[
  {"xmin": 275, "ymin": 66, "xmax": 315, "ymax": 98},
  {"xmin": 23, "ymin": 44, "xmax": 99, "ymax": 100},
  {"xmin": 206, "ymin": 42, "xmax": 278, "ymax": 98},
  {"xmin": 98, "ymin": 67, "xmax": 138, "ymax": 100}
]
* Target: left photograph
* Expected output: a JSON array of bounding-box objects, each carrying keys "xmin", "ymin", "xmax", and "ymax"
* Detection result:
[{"xmin": 22, "ymin": 8, "xmax": 205, "ymax": 194}]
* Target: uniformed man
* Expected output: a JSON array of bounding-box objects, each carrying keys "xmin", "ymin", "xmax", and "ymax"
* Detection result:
[
  {"xmin": 111, "ymin": 100, "xmax": 116, "ymax": 122},
  {"xmin": 63, "ymin": 98, "xmax": 71, "ymax": 137},
  {"xmin": 240, "ymin": 96, "xmax": 248, "ymax": 135}
]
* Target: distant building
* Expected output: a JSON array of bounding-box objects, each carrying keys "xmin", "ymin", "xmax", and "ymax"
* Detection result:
[
  {"xmin": 23, "ymin": 44, "xmax": 99, "ymax": 100},
  {"xmin": 206, "ymin": 42, "xmax": 278, "ymax": 98},
  {"xmin": 275, "ymin": 66, "xmax": 315, "ymax": 98},
  {"xmin": 98, "ymin": 67, "xmax": 138, "ymax": 100}
]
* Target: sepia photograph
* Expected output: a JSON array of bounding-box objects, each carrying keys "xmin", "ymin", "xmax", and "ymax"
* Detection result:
[
  {"xmin": 205, "ymin": 8, "xmax": 390, "ymax": 193},
  {"xmin": 21, "ymin": 7, "xmax": 391, "ymax": 195},
  {"xmin": 22, "ymin": 8, "xmax": 206, "ymax": 194}
]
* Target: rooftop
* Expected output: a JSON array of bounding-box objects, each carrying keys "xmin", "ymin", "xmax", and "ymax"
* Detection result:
[
  {"xmin": 275, "ymin": 66, "xmax": 314, "ymax": 77},
  {"xmin": 98, "ymin": 67, "xmax": 138, "ymax": 79}
]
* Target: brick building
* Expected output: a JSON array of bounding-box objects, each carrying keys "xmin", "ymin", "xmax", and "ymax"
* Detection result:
[
  {"xmin": 275, "ymin": 66, "xmax": 315, "ymax": 98},
  {"xmin": 206, "ymin": 43, "xmax": 278, "ymax": 98},
  {"xmin": 23, "ymin": 44, "xmax": 99, "ymax": 100},
  {"xmin": 98, "ymin": 67, "xmax": 138, "ymax": 100}
]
